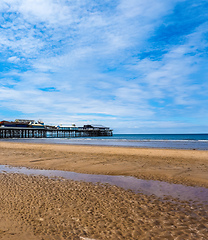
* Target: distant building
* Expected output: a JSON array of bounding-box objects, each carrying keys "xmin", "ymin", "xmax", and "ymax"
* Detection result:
[
  {"xmin": 0, "ymin": 119, "xmax": 45, "ymax": 129},
  {"xmin": 57, "ymin": 124, "xmax": 79, "ymax": 130},
  {"xmin": 0, "ymin": 120, "xmax": 29, "ymax": 128},
  {"xmin": 83, "ymin": 125, "xmax": 110, "ymax": 130},
  {"xmin": 29, "ymin": 121, "xmax": 45, "ymax": 129},
  {"xmin": 15, "ymin": 119, "xmax": 35, "ymax": 124}
]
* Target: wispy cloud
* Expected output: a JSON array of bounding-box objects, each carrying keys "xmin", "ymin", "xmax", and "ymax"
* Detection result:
[{"xmin": 0, "ymin": 0, "xmax": 208, "ymax": 133}]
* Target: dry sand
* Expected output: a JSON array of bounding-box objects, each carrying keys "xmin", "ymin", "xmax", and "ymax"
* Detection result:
[
  {"xmin": 0, "ymin": 141, "xmax": 208, "ymax": 239},
  {"xmin": 0, "ymin": 142, "xmax": 208, "ymax": 187}
]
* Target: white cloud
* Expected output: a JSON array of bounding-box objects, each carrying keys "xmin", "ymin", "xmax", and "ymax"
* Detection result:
[
  {"xmin": 129, "ymin": 20, "xmax": 208, "ymax": 108},
  {"xmin": 0, "ymin": 0, "xmax": 207, "ymax": 132},
  {"xmin": 7, "ymin": 56, "xmax": 20, "ymax": 63},
  {"xmin": 4, "ymin": 0, "xmax": 74, "ymax": 25}
]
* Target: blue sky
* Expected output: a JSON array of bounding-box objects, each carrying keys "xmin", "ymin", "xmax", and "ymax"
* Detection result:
[{"xmin": 0, "ymin": 0, "xmax": 208, "ymax": 133}]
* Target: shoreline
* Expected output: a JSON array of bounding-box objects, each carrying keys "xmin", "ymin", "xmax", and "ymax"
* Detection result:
[
  {"xmin": 0, "ymin": 141, "xmax": 208, "ymax": 188},
  {"xmin": 1, "ymin": 136, "xmax": 208, "ymax": 150}
]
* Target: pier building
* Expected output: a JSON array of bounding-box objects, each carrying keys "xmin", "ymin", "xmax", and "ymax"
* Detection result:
[{"xmin": 0, "ymin": 120, "xmax": 113, "ymax": 138}]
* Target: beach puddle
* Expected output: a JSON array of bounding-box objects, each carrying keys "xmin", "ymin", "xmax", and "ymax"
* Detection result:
[{"xmin": 0, "ymin": 164, "xmax": 208, "ymax": 205}]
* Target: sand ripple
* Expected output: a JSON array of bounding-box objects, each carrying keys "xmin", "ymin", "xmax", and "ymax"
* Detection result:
[{"xmin": 0, "ymin": 173, "xmax": 207, "ymax": 239}]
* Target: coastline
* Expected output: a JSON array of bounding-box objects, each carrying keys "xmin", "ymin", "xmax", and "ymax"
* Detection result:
[
  {"xmin": 1, "ymin": 135, "xmax": 208, "ymax": 150},
  {"xmin": 0, "ymin": 141, "xmax": 208, "ymax": 239}
]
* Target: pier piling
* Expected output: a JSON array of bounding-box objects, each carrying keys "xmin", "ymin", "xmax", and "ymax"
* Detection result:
[{"xmin": 0, "ymin": 127, "xmax": 113, "ymax": 139}]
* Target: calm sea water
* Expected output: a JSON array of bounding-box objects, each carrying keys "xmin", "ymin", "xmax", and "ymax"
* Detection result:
[
  {"xmin": 106, "ymin": 134, "xmax": 208, "ymax": 141},
  {"xmin": 1, "ymin": 134, "xmax": 208, "ymax": 150}
]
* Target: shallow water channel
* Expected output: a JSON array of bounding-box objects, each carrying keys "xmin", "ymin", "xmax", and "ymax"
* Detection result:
[{"xmin": 1, "ymin": 165, "xmax": 208, "ymax": 205}]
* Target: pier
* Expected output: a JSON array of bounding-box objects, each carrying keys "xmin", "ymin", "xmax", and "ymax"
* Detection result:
[
  {"xmin": 0, "ymin": 120, "xmax": 113, "ymax": 139},
  {"xmin": 0, "ymin": 127, "xmax": 113, "ymax": 139}
]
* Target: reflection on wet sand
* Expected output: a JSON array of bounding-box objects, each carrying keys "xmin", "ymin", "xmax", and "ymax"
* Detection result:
[
  {"xmin": 1, "ymin": 165, "xmax": 208, "ymax": 204},
  {"xmin": 0, "ymin": 142, "xmax": 208, "ymax": 239},
  {"xmin": 0, "ymin": 172, "xmax": 208, "ymax": 239}
]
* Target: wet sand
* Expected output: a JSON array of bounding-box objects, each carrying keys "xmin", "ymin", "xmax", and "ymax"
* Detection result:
[
  {"xmin": 0, "ymin": 142, "xmax": 208, "ymax": 187},
  {"xmin": 0, "ymin": 142, "xmax": 208, "ymax": 239},
  {"xmin": 0, "ymin": 173, "xmax": 208, "ymax": 240}
]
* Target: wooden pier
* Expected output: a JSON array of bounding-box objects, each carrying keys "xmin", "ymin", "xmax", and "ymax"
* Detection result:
[{"xmin": 0, "ymin": 127, "xmax": 113, "ymax": 139}]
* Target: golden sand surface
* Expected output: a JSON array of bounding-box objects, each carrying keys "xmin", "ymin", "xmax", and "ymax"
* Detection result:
[
  {"xmin": 0, "ymin": 142, "xmax": 208, "ymax": 239},
  {"xmin": 0, "ymin": 173, "xmax": 207, "ymax": 240},
  {"xmin": 0, "ymin": 142, "xmax": 208, "ymax": 187}
]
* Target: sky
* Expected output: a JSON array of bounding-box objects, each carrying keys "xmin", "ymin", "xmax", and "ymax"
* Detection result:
[{"xmin": 0, "ymin": 0, "xmax": 208, "ymax": 133}]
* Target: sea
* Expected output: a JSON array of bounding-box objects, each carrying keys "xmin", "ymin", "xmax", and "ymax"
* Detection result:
[{"xmin": 1, "ymin": 133, "xmax": 208, "ymax": 150}]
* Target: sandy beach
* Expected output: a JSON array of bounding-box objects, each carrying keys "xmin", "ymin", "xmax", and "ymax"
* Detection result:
[
  {"xmin": 0, "ymin": 142, "xmax": 208, "ymax": 239},
  {"xmin": 0, "ymin": 142, "xmax": 208, "ymax": 187}
]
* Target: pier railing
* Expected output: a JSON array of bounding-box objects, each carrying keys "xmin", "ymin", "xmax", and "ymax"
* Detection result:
[{"xmin": 0, "ymin": 127, "xmax": 113, "ymax": 138}]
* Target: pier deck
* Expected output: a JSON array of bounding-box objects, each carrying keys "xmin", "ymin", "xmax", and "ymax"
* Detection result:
[{"xmin": 0, "ymin": 127, "xmax": 113, "ymax": 139}]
